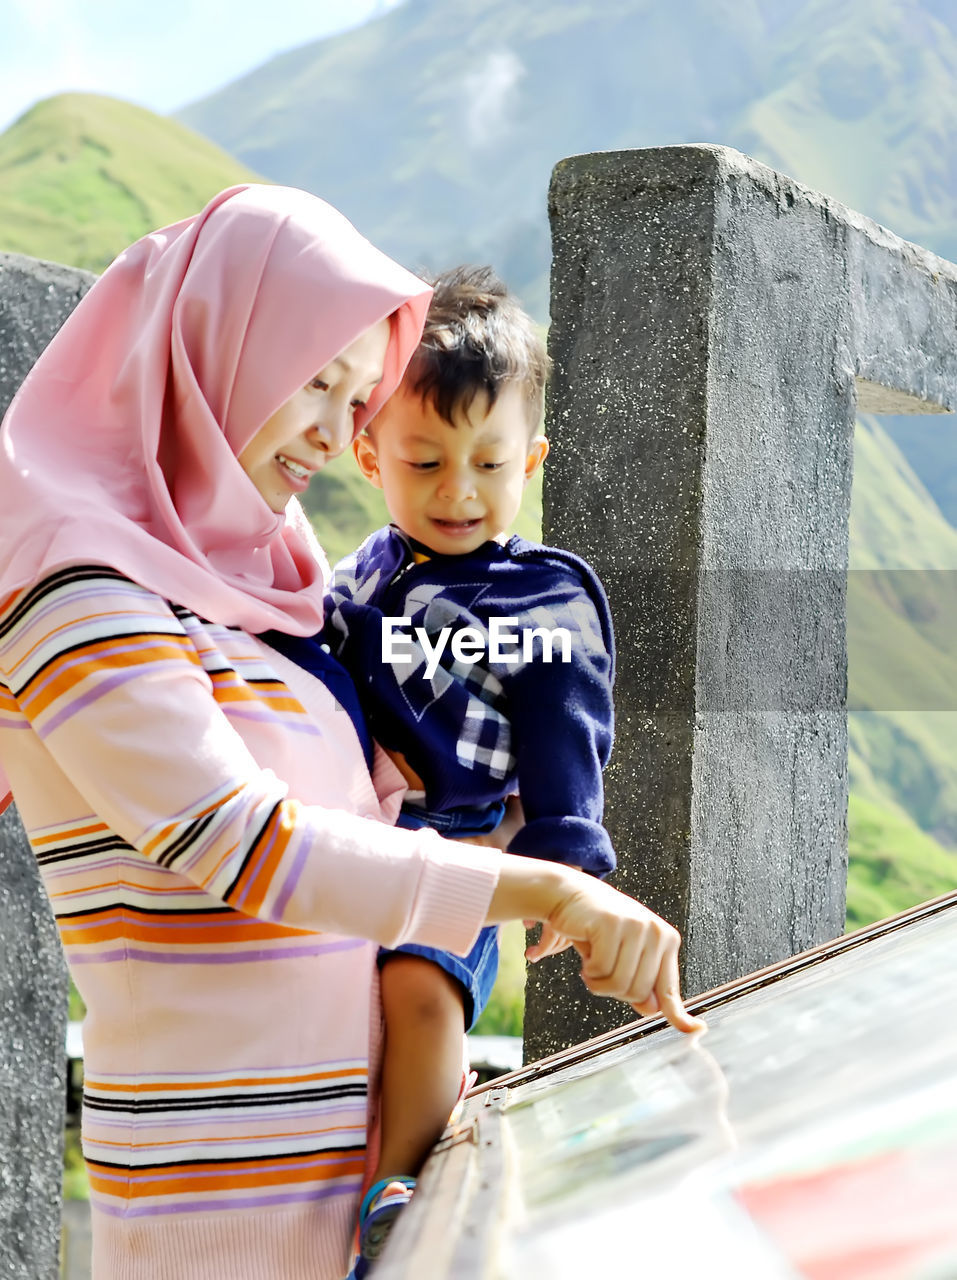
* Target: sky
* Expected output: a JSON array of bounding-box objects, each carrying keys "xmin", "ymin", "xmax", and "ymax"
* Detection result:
[{"xmin": 0, "ymin": 0, "xmax": 404, "ymax": 134}]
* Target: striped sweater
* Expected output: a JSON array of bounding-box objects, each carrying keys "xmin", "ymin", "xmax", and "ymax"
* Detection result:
[{"xmin": 0, "ymin": 567, "xmax": 499, "ymax": 1280}]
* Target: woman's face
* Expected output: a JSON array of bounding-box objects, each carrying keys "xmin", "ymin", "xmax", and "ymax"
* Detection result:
[{"xmin": 238, "ymin": 318, "xmax": 391, "ymax": 513}]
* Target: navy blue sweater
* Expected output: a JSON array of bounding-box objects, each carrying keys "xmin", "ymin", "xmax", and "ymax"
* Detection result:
[{"xmin": 321, "ymin": 526, "xmax": 616, "ymax": 877}]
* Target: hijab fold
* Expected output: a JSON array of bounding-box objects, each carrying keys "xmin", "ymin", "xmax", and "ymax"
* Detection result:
[{"xmin": 0, "ymin": 184, "xmax": 433, "ymax": 814}]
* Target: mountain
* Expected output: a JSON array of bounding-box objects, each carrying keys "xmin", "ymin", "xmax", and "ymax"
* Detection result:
[
  {"xmin": 177, "ymin": 0, "xmax": 957, "ymax": 526},
  {"xmin": 846, "ymin": 792, "xmax": 957, "ymax": 929},
  {"xmin": 0, "ymin": 94, "xmax": 263, "ymax": 271},
  {"xmin": 880, "ymin": 414, "xmax": 957, "ymax": 532},
  {"xmin": 178, "ymin": 0, "xmax": 957, "ymax": 315}
]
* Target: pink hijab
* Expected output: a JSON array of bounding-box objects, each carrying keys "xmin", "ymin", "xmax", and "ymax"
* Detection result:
[{"xmin": 0, "ymin": 183, "xmax": 432, "ymax": 813}]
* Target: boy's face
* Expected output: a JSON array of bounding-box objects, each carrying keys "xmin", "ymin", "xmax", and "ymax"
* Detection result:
[{"xmin": 354, "ymin": 383, "xmax": 548, "ymax": 555}]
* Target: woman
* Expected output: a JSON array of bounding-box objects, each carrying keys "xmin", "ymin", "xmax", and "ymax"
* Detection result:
[{"xmin": 0, "ymin": 185, "xmax": 700, "ymax": 1280}]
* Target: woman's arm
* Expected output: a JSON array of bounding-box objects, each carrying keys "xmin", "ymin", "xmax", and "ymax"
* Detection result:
[
  {"xmin": 0, "ymin": 569, "xmax": 496, "ymax": 955},
  {"xmin": 2, "ymin": 568, "xmax": 701, "ymax": 1036}
]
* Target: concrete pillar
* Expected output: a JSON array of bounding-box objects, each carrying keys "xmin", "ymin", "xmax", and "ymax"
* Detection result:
[
  {"xmin": 0, "ymin": 805, "xmax": 69, "ymax": 1280},
  {"xmin": 524, "ymin": 145, "xmax": 957, "ymax": 1062},
  {"xmin": 0, "ymin": 253, "xmax": 94, "ymax": 1279}
]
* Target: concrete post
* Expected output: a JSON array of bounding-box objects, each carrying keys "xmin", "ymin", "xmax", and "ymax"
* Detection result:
[
  {"xmin": 523, "ymin": 146, "xmax": 957, "ymax": 1062},
  {"xmin": 0, "ymin": 253, "xmax": 94, "ymax": 1279}
]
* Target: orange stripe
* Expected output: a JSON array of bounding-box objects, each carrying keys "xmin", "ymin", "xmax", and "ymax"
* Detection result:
[
  {"xmin": 20, "ymin": 636, "xmax": 199, "ymax": 718},
  {"xmin": 211, "ymin": 680, "xmax": 304, "ymax": 714},
  {"xmin": 32, "ymin": 820, "xmax": 111, "ymax": 847},
  {"xmin": 57, "ymin": 915, "xmax": 314, "ymax": 945},
  {"xmin": 87, "ymin": 1153, "xmax": 365, "ymax": 1198},
  {"xmin": 50, "ymin": 877, "xmax": 196, "ymax": 895},
  {"xmin": 85, "ymin": 1067, "xmax": 366, "ymax": 1094},
  {"xmin": 227, "ymin": 804, "xmax": 295, "ymax": 911}
]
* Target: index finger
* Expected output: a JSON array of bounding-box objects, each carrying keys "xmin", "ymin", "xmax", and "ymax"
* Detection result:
[{"xmin": 653, "ymin": 950, "xmax": 706, "ymax": 1035}]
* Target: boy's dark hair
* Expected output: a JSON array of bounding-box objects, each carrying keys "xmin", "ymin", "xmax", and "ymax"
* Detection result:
[{"xmin": 405, "ymin": 265, "xmax": 550, "ymax": 431}]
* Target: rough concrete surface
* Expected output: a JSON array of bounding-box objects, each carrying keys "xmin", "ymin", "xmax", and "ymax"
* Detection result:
[
  {"xmin": 525, "ymin": 145, "xmax": 957, "ymax": 1062},
  {"xmin": 0, "ymin": 807, "xmax": 69, "ymax": 1280},
  {"xmin": 0, "ymin": 254, "xmax": 92, "ymax": 1280},
  {"xmin": 0, "ymin": 254, "xmax": 95, "ymax": 421}
]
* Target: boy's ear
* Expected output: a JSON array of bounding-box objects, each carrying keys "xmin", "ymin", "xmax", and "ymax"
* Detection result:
[
  {"xmin": 353, "ymin": 433, "xmax": 383, "ymax": 488},
  {"xmin": 524, "ymin": 434, "xmax": 549, "ymax": 481}
]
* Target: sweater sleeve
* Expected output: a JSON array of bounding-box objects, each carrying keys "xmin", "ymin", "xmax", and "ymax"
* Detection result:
[
  {"xmin": 0, "ymin": 567, "xmax": 499, "ymax": 954},
  {"xmin": 500, "ymin": 565, "xmax": 617, "ymax": 876}
]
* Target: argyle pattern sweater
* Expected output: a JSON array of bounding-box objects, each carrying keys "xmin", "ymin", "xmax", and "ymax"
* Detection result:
[
  {"xmin": 0, "ymin": 566, "xmax": 498, "ymax": 1280},
  {"xmin": 322, "ymin": 527, "xmax": 617, "ymax": 877}
]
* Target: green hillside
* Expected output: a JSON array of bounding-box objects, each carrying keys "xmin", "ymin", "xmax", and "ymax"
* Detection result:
[
  {"xmin": 848, "ymin": 417, "xmax": 957, "ymax": 574},
  {"xmin": 732, "ymin": 0, "xmax": 957, "ymax": 264},
  {"xmin": 844, "ymin": 416, "xmax": 957, "ymax": 916},
  {"xmin": 846, "ymin": 792, "xmax": 957, "ymax": 930},
  {"xmin": 880, "ymin": 414, "xmax": 957, "ymax": 533},
  {"xmin": 0, "ymin": 94, "xmax": 263, "ymax": 271},
  {"xmin": 847, "ymin": 417, "xmax": 957, "ymax": 851}
]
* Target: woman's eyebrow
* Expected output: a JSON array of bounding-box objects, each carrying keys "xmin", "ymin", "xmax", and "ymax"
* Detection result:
[{"xmin": 330, "ymin": 355, "xmax": 384, "ymax": 385}]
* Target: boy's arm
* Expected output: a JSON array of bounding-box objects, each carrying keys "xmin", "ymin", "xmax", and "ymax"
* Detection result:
[{"xmin": 497, "ymin": 566, "xmax": 616, "ymax": 877}]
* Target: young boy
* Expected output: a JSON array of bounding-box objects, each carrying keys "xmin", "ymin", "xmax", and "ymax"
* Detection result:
[{"xmin": 324, "ymin": 266, "xmax": 616, "ymax": 1275}]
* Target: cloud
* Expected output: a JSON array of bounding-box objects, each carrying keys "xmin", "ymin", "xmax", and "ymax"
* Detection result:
[{"xmin": 463, "ymin": 48, "xmax": 525, "ymax": 148}]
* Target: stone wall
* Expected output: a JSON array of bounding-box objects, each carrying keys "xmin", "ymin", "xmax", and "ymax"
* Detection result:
[
  {"xmin": 0, "ymin": 253, "xmax": 95, "ymax": 1280},
  {"xmin": 524, "ymin": 145, "xmax": 957, "ymax": 1062}
]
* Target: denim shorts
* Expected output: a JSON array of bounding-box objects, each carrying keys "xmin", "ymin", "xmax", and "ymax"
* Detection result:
[
  {"xmin": 396, "ymin": 799, "xmax": 506, "ymax": 838},
  {"xmin": 377, "ymin": 801, "xmax": 504, "ymax": 1030}
]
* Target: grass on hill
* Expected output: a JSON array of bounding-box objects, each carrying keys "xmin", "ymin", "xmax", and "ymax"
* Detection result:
[
  {"xmin": 846, "ymin": 791, "xmax": 957, "ymax": 930},
  {"xmin": 0, "ymin": 93, "xmax": 262, "ymax": 271},
  {"xmin": 847, "ymin": 417, "xmax": 957, "ymax": 845}
]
